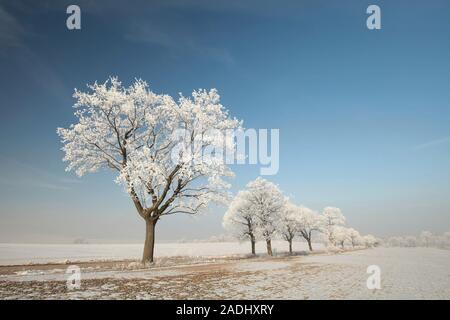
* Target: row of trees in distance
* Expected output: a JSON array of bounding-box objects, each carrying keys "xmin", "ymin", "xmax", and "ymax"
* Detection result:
[
  {"xmin": 386, "ymin": 230, "xmax": 450, "ymax": 249},
  {"xmin": 223, "ymin": 177, "xmax": 377, "ymax": 255}
]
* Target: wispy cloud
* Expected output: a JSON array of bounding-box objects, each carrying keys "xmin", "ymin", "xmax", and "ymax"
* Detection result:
[
  {"xmin": 0, "ymin": 178, "xmax": 71, "ymax": 191},
  {"xmin": 0, "ymin": 156, "xmax": 81, "ymax": 191},
  {"xmin": 124, "ymin": 21, "xmax": 234, "ymax": 65},
  {"xmin": 0, "ymin": 3, "xmax": 69, "ymax": 103},
  {"xmin": 0, "ymin": 5, "xmax": 26, "ymax": 49},
  {"xmin": 413, "ymin": 136, "xmax": 450, "ymax": 150}
]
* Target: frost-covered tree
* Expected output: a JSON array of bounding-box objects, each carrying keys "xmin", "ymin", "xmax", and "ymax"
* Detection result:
[
  {"xmin": 333, "ymin": 226, "xmax": 350, "ymax": 248},
  {"xmin": 278, "ymin": 202, "xmax": 300, "ymax": 254},
  {"xmin": 296, "ymin": 206, "xmax": 324, "ymax": 251},
  {"xmin": 363, "ymin": 234, "xmax": 377, "ymax": 248},
  {"xmin": 58, "ymin": 77, "xmax": 241, "ymax": 263},
  {"xmin": 419, "ymin": 231, "xmax": 433, "ymax": 247},
  {"xmin": 245, "ymin": 177, "xmax": 285, "ymax": 256},
  {"xmin": 347, "ymin": 228, "xmax": 362, "ymax": 247},
  {"xmin": 387, "ymin": 235, "xmax": 416, "ymax": 247},
  {"xmin": 387, "ymin": 236, "xmax": 405, "ymax": 247},
  {"xmin": 388, "ymin": 230, "xmax": 450, "ymax": 249},
  {"xmin": 405, "ymin": 236, "xmax": 418, "ymax": 247},
  {"xmin": 322, "ymin": 207, "xmax": 346, "ymax": 245},
  {"xmin": 223, "ymin": 190, "xmax": 258, "ymax": 255}
]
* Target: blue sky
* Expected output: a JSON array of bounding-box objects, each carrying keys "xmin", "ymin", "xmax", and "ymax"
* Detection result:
[{"xmin": 0, "ymin": 0, "xmax": 449, "ymax": 242}]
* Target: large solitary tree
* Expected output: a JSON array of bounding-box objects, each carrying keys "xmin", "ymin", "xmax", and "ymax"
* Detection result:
[{"xmin": 57, "ymin": 77, "xmax": 241, "ymax": 263}]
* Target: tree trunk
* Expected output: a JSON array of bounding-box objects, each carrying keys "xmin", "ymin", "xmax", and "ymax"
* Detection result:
[
  {"xmin": 142, "ymin": 218, "xmax": 157, "ymax": 264},
  {"xmin": 288, "ymin": 239, "xmax": 293, "ymax": 255},
  {"xmin": 251, "ymin": 238, "xmax": 256, "ymax": 255},
  {"xmin": 266, "ymin": 239, "xmax": 273, "ymax": 256},
  {"xmin": 307, "ymin": 238, "xmax": 313, "ymax": 251}
]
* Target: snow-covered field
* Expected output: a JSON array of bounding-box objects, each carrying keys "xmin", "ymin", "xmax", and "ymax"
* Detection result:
[
  {"xmin": 0, "ymin": 241, "xmax": 320, "ymax": 265},
  {"xmin": 0, "ymin": 245, "xmax": 449, "ymax": 299}
]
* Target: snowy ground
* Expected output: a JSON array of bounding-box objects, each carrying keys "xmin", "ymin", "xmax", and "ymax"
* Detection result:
[{"xmin": 0, "ymin": 245, "xmax": 449, "ymax": 299}]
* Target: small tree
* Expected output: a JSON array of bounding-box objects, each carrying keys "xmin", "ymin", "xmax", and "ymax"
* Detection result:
[
  {"xmin": 405, "ymin": 236, "xmax": 418, "ymax": 247},
  {"xmin": 347, "ymin": 228, "xmax": 362, "ymax": 247},
  {"xmin": 322, "ymin": 206, "xmax": 346, "ymax": 246},
  {"xmin": 296, "ymin": 206, "xmax": 323, "ymax": 251},
  {"xmin": 363, "ymin": 234, "xmax": 378, "ymax": 248},
  {"xmin": 278, "ymin": 202, "xmax": 299, "ymax": 254},
  {"xmin": 387, "ymin": 236, "xmax": 403, "ymax": 247},
  {"xmin": 333, "ymin": 226, "xmax": 350, "ymax": 248},
  {"xmin": 223, "ymin": 190, "xmax": 258, "ymax": 255},
  {"xmin": 419, "ymin": 231, "xmax": 433, "ymax": 247},
  {"xmin": 246, "ymin": 177, "xmax": 285, "ymax": 256},
  {"xmin": 58, "ymin": 78, "xmax": 241, "ymax": 264}
]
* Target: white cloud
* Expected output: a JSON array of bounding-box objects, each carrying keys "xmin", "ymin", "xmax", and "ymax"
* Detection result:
[{"xmin": 413, "ymin": 136, "xmax": 450, "ymax": 150}]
